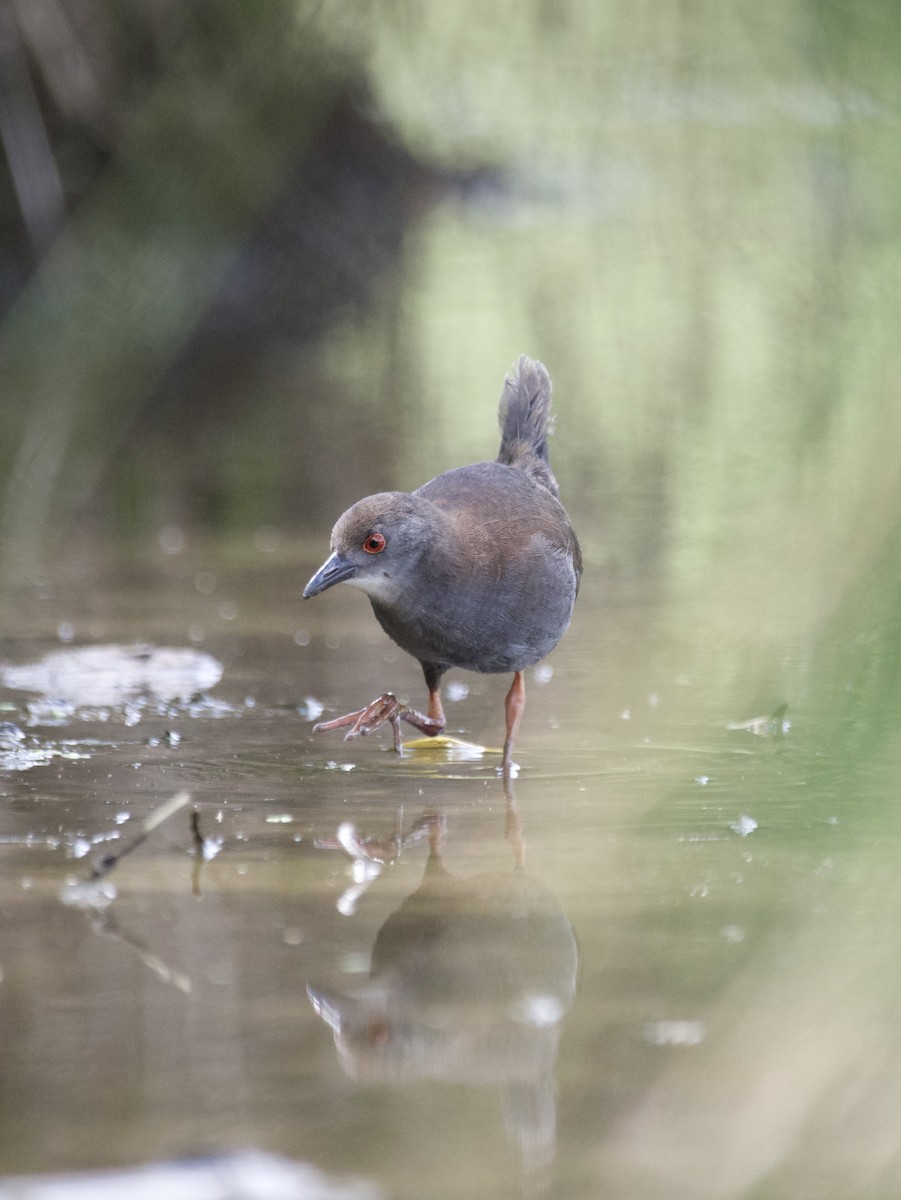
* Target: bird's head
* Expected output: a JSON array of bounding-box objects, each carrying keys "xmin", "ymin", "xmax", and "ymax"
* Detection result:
[{"xmin": 303, "ymin": 492, "xmax": 443, "ymax": 605}]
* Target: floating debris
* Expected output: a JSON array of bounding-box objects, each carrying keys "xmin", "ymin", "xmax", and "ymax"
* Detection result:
[
  {"xmin": 87, "ymin": 791, "xmax": 192, "ymax": 882},
  {"xmin": 727, "ymin": 702, "xmax": 790, "ymax": 737},
  {"xmin": 645, "ymin": 1019, "xmax": 706, "ymax": 1046},
  {"xmin": 0, "ymin": 737, "xmax": 91, "ymax": 772},
  {"xmin": 147, "ymin": 729, "xmax": 182, "ymax": 748},
  {"xmin": 2, "ymin": 644, "xmax": 223, "ymax": 710},
  {"xmin": 401, "ymin": 734, "xmax": 487, "ymax": 761}
]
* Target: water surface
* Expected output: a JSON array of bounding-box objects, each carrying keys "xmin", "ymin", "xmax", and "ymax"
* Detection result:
[{"xmin": 2, "ymin": 532, "xmax": 901, "ymax": 1199}]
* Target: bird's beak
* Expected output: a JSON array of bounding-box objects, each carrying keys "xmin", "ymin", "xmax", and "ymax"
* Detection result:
[{"xmin": 303, "ymin": 551, "xmax": 356, "ymax": 598}]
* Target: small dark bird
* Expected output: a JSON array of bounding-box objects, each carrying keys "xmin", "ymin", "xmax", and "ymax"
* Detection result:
[{"xmin": 303, "ymin": 356, "xmax": 581, "ymax": 772}]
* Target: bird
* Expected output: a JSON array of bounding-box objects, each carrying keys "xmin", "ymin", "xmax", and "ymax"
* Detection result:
[{"xmin": 302, "ymin": 355, "xmax": 581, "ymax": 773}]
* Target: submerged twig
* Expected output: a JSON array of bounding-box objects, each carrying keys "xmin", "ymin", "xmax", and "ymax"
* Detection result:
[
  {"xmin": 89, "ymin": 789, "xmax": 191, "ymax": 880},
  {"xmin": 188, "ymin": 808, "xmax": 224, "ymax": 896},
  {"xmin": 727, "ymin": 702, "xmax": 790, "ymax": 738},
  {"xmin": 59, "ymin": 790, "xmax": 194, "ymax": 992},
  {"xmin": 190, "ymin": 809, "xmax": 204, "ymax": 854}
]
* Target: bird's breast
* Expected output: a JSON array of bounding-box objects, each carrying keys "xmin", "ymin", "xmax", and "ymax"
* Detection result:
[{"xmin": 370, "ymin": 545, "xmax": 578, "ymax": 674}]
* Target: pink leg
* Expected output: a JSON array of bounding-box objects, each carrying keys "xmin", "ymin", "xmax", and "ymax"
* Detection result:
[
  {"xmin": 502, "ymin": 670, "xmax": 525, "ymax": 774},
  {"xmin": 427, "ymin": 687, "xmax": 445, "ymax": 729}
]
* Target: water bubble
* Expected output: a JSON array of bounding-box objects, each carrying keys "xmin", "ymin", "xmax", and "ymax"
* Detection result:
[
  {"xmin": 158, "ymin": 525, "xmax": 185, "ymax": 555},
  {"xmin": 340, "ymin": 952, "xmax": 370, "ymax": 974},
  {"xmin": 721, "ymin": 925, "xmax": 746, "ymax": 943},
  {"xmin": 730, "ymin": 814, "xmax": 758, "ymax": 837},
  {"xmin": 514, "ymin": 994, "xmax": 564, "ymax": 1027},
  {"xmin": 300, "ymin": 697, "xmax": 324, "ymax": 721},
  {"xmin": 645, "ymin": 1019, "xmax": 706, "ymax": 1046}
]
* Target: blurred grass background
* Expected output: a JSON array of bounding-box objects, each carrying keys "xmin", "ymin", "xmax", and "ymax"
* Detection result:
[{"xmin": 1, "ymin": 0, "xmax": 900, "ymax": 624}]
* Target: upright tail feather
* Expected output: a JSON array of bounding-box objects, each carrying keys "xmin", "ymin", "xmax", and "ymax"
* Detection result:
[{"xmin": 496, "ymin": 355, "xmax": 559, "ymax": 496}]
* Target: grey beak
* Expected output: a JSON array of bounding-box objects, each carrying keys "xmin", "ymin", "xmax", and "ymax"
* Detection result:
[{"xmin": 303, "ymin": 551, "xmax": 356, "ymax": 598}]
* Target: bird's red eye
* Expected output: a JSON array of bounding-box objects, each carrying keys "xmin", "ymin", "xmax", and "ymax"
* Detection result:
[{"xmin": 363, "ymin": 532, "xmax": 386, "ymax": 554}]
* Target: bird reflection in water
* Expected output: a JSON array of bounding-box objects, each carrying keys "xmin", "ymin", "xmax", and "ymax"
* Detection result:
[{"xmin": 308, "ymin": 784, "xmax": 578, "ymax": 1170}]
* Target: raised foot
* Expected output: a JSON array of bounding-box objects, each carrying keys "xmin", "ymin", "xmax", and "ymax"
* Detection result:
[{"xmin": 312, "ymin": 693, "xmax": 444, "ymax": 753}]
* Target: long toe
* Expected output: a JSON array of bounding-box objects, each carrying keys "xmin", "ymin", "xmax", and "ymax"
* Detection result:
[
  {"xmin": 312, "ymin": 694, "xmax": 444, "ymax": 753},
  {"xmin": 400, "ymin": 710, "xmax": 445, "ymax": 737},
  {"xmin": 313, "ymin": 694, "xmax": 399, "ymax": 736}
]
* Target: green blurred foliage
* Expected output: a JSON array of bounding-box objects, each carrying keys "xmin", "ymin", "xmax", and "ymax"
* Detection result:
[{"xmin": 1, "ymin": 0, "xmax": 901, "ymax": 637}]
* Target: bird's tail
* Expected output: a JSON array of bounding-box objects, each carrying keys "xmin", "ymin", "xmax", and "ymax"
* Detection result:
[{"xmin": 496, "ymin": 355, "xmax": 559, "ymax": 496}]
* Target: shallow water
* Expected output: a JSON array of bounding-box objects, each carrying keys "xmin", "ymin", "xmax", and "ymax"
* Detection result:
[
  {"xmin": 3, "ymin": 535, "xmax": 901, "ymax": 1200},
  {"xmin": 2, "ymin": 0, "xmax": 901, "ymax": 1193}
]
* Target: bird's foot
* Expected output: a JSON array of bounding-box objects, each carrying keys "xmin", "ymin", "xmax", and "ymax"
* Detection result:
[{"xmin": 313, "ymin": 694, "xmax": 444, "ymax": 753}]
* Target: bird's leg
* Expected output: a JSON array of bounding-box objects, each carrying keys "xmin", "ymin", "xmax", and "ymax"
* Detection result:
[
  {"xmin": 426, "ymin": 685, "xmax": 445, "ymax": 729},
  {"xmin": 312, "ymin": 693, "xmax": 444, "ymax": 752},
  {"xmin": 400, "ymin": 690, "xmax": 445, "ymax": 737},
  {"xmin": 408, "ymin": 661, "xmax": 446, "ymax": 739},
  {"xmin": 502, "ymin": 669, "xmax": 526, "ymax": 775}
]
